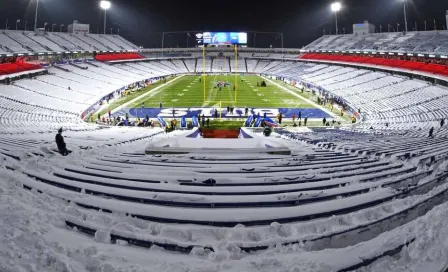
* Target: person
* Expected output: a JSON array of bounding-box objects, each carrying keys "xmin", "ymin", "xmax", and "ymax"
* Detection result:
[
  {"xmin": 125, "ymin": 112, "xmax": 129, "ymax": 121},
  {"xmin": 214, "ymin": 109, "xmax": 218, "ymax": 118},
  {"xmin": 264, "ymin": 112, "xmax": 267, "ymax": 119},
  {"xmin": 279, "ymin": 113, "xmax": 283, "ymax": 125},
  {"xmin": 292, "ymin": 113, "xmax": 296, "ymax": 123},
  {"xmin": 245, "ymin": 108, "xmax": 249, "ymax": 116},
  {"xmin": 441, "ymin": 119, "xmax": 445, "ymax": 127},
  {"xmin": 206, "ymin": 118, "xmax": 210, "ymax": 128},
  {"xmin": 201, "ymin": 117, "xmax": 205, "ymax": 127},
  {"xmin": 108, "ymin": 110, "xmax": 111, "ymax": 118},
  {"xmin": 55, "ymin": 128, "xmax": 70, "ymax": 156},
  {"xmin": 197, "ymin": 114, "xmax": 201, "ymax": 123},
  {"xmin": 322, "ymin": 118, "xmax": 327, "ymax": 126},
  {"xmin": 146, "ymin": 114, "xmax": 149, "ymax": 122},
  {"xmin": 304, "ymin": 117, "xmax": 308, "ymax": 126},
  {"xmin": 429, "ymin": 127, "xmax": 434, "ymax": 138},
  {"xmin": 160, "ymin": 102, "xmax": 163, "ymax": 109},
  {"xmin": 227, "ymin": 106, "xmax": 230, "ymax": 113},
  {"xmin": 298, "ymin": 111, "xmax": 302, "ymax": 120},
  {"xmin": 141, "ymin": 102, "xmax": 145, "ymax": 108}
]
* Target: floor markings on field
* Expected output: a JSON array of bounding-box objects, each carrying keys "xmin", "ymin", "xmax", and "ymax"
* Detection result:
[
  {"xmin": 182, "ymin": 89, "xmax": 188, "ymax": 92},
  {"xmin": 171, "ymin": 99, "xmax": 179, "ymax": 102},
  {"xmin": 262, "ymin": 76, "xmax": 338, "ymax": 118},
  {"xmin": 177, "ymin": 93, "xmax": 184, "ymax": 97},
  {"xmin": 253, "ymin": 89, "xmax": 259, "ymax": 92}
]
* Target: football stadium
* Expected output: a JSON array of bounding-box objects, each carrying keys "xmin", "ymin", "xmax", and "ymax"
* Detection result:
[{"xmin": 1, "ymin": 0, "xmax": 448, "ymax": 271}]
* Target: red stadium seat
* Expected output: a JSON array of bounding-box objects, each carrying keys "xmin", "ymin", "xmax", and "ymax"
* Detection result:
[
  {"xmin": 95, "ymin": 53, "xmax": 144, "ymax": 61},
  {"xmin": 0, "ymin": 62, "xmax": 42, "ymax": 76},
  {"xmin": 299, "ymin": 53, "xmax": 448, "ymax": 78}
]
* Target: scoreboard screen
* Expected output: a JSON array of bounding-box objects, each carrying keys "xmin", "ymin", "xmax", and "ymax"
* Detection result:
[{"xmin": 196, "ymin": 32, "xmax": 247, "ymax": 45}]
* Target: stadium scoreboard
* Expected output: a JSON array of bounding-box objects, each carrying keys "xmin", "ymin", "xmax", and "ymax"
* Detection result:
[{"xmin": 196, "ymin": 32, "xmax": 247, "ymax": 45}]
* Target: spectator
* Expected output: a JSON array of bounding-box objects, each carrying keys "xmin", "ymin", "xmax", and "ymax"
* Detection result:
[
  {"xmin": 298, "ymin": 111, "xmax": 302, "ymax": 120},
  {"xmin": 55, "ymin": 128, "xmax": 71, "ymax": 156},
  {"xmin": 322, "ymin": 118, "xmax": 327, "ymax": 126},
  {"xmin": 206, "ymin": 118, "xmax": 210, "ymax": 128},
  {"xmin": 245, "ymin": 108, "xmax": 249, "ymax": 116},
  {"xmin": 304, "ymin": 117, "xmax": 308, "ymax": 126},
  {"xmin": 160, "ymin": 102, "xmax": 163, "ymax": 109}
]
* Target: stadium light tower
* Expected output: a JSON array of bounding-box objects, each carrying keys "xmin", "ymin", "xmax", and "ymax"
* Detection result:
[
  {"xmin": 331, "ymin": 2, "xmax": 342, "ymax": 35},
  {"xmin": 34, "ymin": 0, "xmax": 39, "ymax": 31},
  {"xmin": 100, "ymin": 1, "xmax": 111, "ymax": 35},
  {"xmin": 402, "ymin": 0, "xmax": 408, "ymax": 32}
]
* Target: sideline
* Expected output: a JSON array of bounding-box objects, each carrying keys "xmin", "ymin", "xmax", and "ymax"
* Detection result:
[
  {"xmin": 262, "ymin": 76, "xmax": 339, "ymax": 119},
  {"xmin": 105, "ymin": 75, "xmax": 185, "ymax": 116}
]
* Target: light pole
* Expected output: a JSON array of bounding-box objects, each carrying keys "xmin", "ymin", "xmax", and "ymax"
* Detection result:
[
  {"xmin": 60, "ymin": 24, "xmax": 64, "ymax": 32},
  {"xmin": 331, "ymin": 2, "xmax": 342, "ymax": 35},
  {"xmin": 34, "ymin": 0, "xmax": 39, "ymax": 31},
  {"xmin": 52, "ymin": 23, "xmax": 56, "ymax": 32},
  {"xmin": 100, "ymin": 1, "xmax": 111, "ymax": 35},
  {"xmin": 402, "ymin": 0, "xmax": 408, "ymax": 32}
]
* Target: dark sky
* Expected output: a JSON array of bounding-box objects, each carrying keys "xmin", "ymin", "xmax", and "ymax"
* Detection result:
[{"xmin": 0, "ymin": 0, "xmax": 447, "ymax": 48}]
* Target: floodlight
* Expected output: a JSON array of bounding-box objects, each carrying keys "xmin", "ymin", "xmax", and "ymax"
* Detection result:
[
  {"xmin": 331, "ymin": 2, "xmax": 341, "ymax": 12},
  {"xmin": 100, "ymin": 1, "xmax": 111, "ymax": 10}
]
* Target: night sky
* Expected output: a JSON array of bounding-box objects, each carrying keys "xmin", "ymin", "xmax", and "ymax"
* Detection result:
[{"xmin": 0, "ymin": 0, "xmax": 447, "ymax": 48}]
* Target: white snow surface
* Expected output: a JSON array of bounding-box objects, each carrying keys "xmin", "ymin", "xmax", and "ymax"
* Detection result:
[
  {"xmin": 1, "ymin": 163, "xmax": 448, "ymax": 272},
  {"xmin": 0, "ymin": 127, "xmax": 447, "ymax": 272}
]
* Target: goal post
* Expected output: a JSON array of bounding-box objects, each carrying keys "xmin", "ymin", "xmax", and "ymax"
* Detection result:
[{"xmin": 202, "ymin": 45, "xmax": 239, "ymax": 106}]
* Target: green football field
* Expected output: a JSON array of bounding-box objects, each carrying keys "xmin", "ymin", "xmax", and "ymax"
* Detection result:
[{"xmin": 131, "ymin": 75, "xmax": 314, "ymax": 109}]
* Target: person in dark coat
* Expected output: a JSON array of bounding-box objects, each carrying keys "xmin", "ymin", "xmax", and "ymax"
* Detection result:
[
  {"xmin": 298, "ymin": 111, "xmax": 302, "ymax": 120},
  {"xmin": 323, "ymin": 118, "xmax": 327, "ymax": 126},
  {"xmin": 214, "ymin": 109, "xmax": 218, "ymax": 118},
  {"xmin": 245, "ymin": 108, "xmax": 249, "ymax": 116},
  {"xmin": 55, "ymin": 128, "xmax": 70, "ymax": 156},
  {"xmin": 304, "ymin": 117, "xmax": 308, "ymax": 126},
  {"xmin": 429, "ymin": 127, "xmax": 434, "ymax": 138},
  {"xmin": 278, "ymin": 113, "xmax": 283, "ymax": 124}
]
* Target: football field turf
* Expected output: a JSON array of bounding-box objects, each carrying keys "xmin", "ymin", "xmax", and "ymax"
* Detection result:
[{"xmin": 131, "ymin": 75, "xmax": 314, "ymax": 109}]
